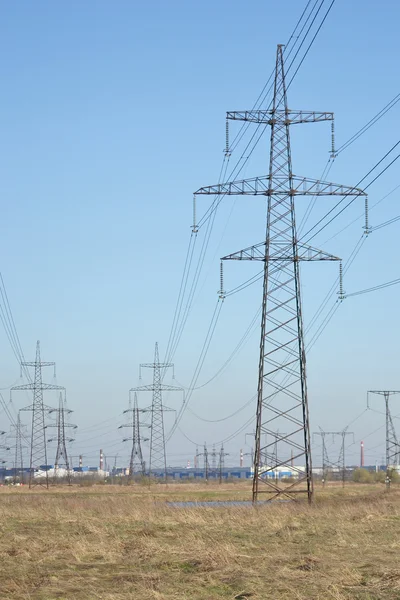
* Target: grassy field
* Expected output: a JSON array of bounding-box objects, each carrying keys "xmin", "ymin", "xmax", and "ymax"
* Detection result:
[{"xmin": 0, "ymin": 482, "xmax": 400, "ymax": 599}]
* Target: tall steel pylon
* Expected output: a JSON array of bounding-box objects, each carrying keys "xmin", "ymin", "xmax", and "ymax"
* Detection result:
[
  {"xmin": 8, "ymin": 412, "xmax": 28, "ymax": 484},
  {"xmin": 313, "ymin": 428, "xmax": 354, "ymax": 487},
  {"xmin": 368, "ymin": 390, "xmax": 400, "ymax": 488},
  {"xmin": 14, "ymin": 413, "xmax": 24, "ymax": 483},
  {"xmin": 131, "ymin": 343, "xmax": 183, "ymax": 479},
  {"xmin": 218, "ymin": 444, "xmax": 229, "ymax": 484},
  {"xmin": 194, "ymin": 45, "xmax": 366, "ymax": 503},
  {"xmin": 119, "ymin": 392, "xmax": 149, "ymax": 478},
  {"xmin": 11, "ymin": 341, "xmax": 64, "ymax": 488},
  {"xmin": 47, "ymin": 392, "xmax": 76, "ymax": 483}
]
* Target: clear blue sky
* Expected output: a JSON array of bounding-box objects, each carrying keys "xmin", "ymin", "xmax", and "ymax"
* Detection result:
[{"xmin": 0, "ymin": 0, "xmax": 399, "ymax": 468}]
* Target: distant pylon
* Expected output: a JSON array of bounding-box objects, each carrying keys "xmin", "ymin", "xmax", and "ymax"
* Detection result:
[
  {"xmin": 0, "ymin": 430, "xmax": 10, "ymax": 471},
  {"xmin": 203, "ymin": 443, "xmax": 209, "ymax": 481},
  {"xmin": 368, "ymin": 390, "xmax": 400, "ymax": 488},
  {"xmin": 14, "ymin": 413, "xmax": 24, "ymax": 483},
  {"xmin": 47, "ymin": 392, "xmax": 77, "ymax": 483},
  {"xmin": 100, "ymin": 449, "xmax": 104, "ymax": 471},
  {"xmin": 119, "ymin": 392, "xmax": 148, "ymax": 478},
  {"xmin": 313, "ymin": 428, "xmax": 354, "ymax": 487},
  {"xmin": 218, "ymin": 444, "xmax": 229, "ymax": 484},
  {"xmin": 11, "ymin": 341, "xmax": 64, "ymax": 488},
  {"xmin": 131, "ymin": 343, "xmax": 183, "ymax": 479},
  {"xmin": 9, "ymin": 412, "xmax": 28, "ymax": 484},
  {"xmin": 194, "ymin": 44, "xmax": 366, "ymax": 503},
  {"xmin": 211, "ymin": 443, "xmax": 217, "ymax": 472}
]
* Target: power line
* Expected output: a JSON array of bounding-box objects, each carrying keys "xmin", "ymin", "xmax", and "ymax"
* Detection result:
[
  {"xmin": 336, "ymin": 93, "xmax": 400, "ymax": 154},
  {"xmin": 303, "ymin": 141, "xmax": 400, "ymax": 243},
  {"xmin": 345, "ymin": 277, "xmax": 400, "ymax": 299}
]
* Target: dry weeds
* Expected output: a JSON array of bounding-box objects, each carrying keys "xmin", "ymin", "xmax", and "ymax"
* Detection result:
[{"xmin": 0, "ymin": 482, "xmax": 399, "ymax": 599}]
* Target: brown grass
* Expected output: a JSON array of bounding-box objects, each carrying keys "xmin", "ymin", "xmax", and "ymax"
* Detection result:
[{"xmin": 0, "ymin": 482, "xmax": 399, "ymax": 599}]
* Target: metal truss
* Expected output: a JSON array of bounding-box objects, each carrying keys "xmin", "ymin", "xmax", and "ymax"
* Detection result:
[
  {"xmin": 195, "ymin": 175, "xmax": 365, "ymax": 198},
  {"xmin": 368, "ymin": 391, "xmax": 400, "ymax": 488},
  {"xmin": 12, "ymin": 341, "xmax": 63, "ymax": 488},
  {"xmin": 196, "ymin": 45, "xmax": 366, "ymax": 503},
  {"xmin": 47, "ymin": 392, "xmax": 76, "ymax": 484},
  {"xmin": 119, "ymin": 392, "xmax": 149, "ymax": 478},
  {"xmin": 131, "ymin": 343, "xmax": 183, "ymax": 479},
  {"xmin": 226, "ymin": 110, "xmax": 334, "ymax": 124},
  {"xmin": 313, "ymin": 428, "xmax": 354, "ymax": 487}
]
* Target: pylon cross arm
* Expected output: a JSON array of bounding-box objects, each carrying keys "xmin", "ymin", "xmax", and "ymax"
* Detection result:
[
  {"xmin": 140, "ymin": 362, "xmax": 173, "ymax": 368},
  {"xmin": 227, "ymin": 110, "xmax": 333, "ymax": 124},
  {"xmin": 194, "ymin": 175, "xmax": 366, "ymax": 197},
  {"xmin": 131, "ymin": 384, "xmax": 183, "ymax": 392},
  {"xmin": 21, "ymin": 361, "xmax": 55, "ymax": 367},
  {"xmin": 12, "ymin": 383, "xmax": 65, "ymax": 391},
  {"xmin": 221, "ymin": 241, "xmax": 340, "ymax": 262}
]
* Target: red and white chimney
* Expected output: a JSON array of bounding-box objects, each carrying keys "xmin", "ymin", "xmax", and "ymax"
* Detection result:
[
  {"xmin": 360, "ymin": 441, "xmax": 364, "ymax": 467},
  {"xmin": 79, "ymin": 455, "xmax": 83, "ymax": 468},
  {"xmin": 240, "ymin": 448, "xmax": 244, "ymax": 467},
  {"xmin": 100, "ymin": 449, "xmax": 104, "ymax": 471}
]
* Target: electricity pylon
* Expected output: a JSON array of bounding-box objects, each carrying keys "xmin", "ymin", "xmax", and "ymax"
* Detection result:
[
  {"xmin": 119, "ymin": 392, "xmax": 149, "ymax": 478},
  {"xmin": 368, "ymin": 391, "xmax": 400, "ymax": 488},
  {"xmin": 218, "ymin": 444, "xmax": 229, "ymax": 484},
  {"xmin": 8, "ymin": 412, "xmax": 28, "ymax": 484},
  {"xmin": 210, "ymin": 443, "xmax": 217, "ymax": 473},
  {"xmin": 194, "ymin": 44, "xmax": 366, "ymax": 503},
  {"xmin": 200, "ymin": 443, "xmax": 209, "ymax": 481},
  {"xmin": 47, "ymin": 392, "xmax": 77, "ymax": 483},
  {"xmin": 131, "ymin": 343, "xmax": 183, "ymax": 479},
  {"xmin": 313, "ymin": 428, "xmax": 354, "ymax": 487},
  {"xmin": 0, "ymin": 430, "xmax": 11, "ymax": 472},
  {"xmin": 11, "ymin": 341, "xmax": 64, "ymax": 488}
]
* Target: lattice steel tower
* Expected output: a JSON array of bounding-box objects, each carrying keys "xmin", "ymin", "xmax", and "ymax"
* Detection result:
[
  {"xmin": 132, "ymin": 343, "xmax": 183, "ymax": 479},
  {"xmin": 47, "ymin": 392, "xmax": 77, "ymax": 483},
  {"xmin": 368, "ymin": 390, "xmax": 400, "ymax": 488},
  {"xmin": 119, "ymin": 392, "xmax": 149, "ymax": 478},
  {"xmin": 313, "ymin": 428, "xmax": 354, "ymax": 487},
  {"xmin": 9, "ymin": 412, "xmax": 28, "ymax": 484},
  {"xmin": 195, "ymin": 45, "xmax": 366, "ymax": 503},
  {"xmin": 11, "ymin": 341, "xmax": 64, "ymax": 488}
]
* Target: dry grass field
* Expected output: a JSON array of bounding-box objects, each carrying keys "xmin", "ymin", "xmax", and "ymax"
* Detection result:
[{"xmin": 0, "ymin": 482, "xmax": 400, "ymax": 599}]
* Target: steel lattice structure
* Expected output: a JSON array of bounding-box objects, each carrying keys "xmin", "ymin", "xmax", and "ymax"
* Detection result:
[
  {"xmin": 11, "ymin": 341, "xmax": 64, "ymax": 488},
  {"xmin": 8, "ymin": 412, "xmax": 28, "ymax": 484},
  {"xmin": 368, "ymin": 390, "xmax": 400, "ymax": 488},
  {"xmin": 47, "ymin": 392, "xmax": 76, "ymax": 484},
  {"xmin": 313, "ymin": 428, "xmax": 354, "ymax": 487},
  {"xmin": 119, "ymin": 392, "xmax": 149, "ymax": 478},
  {"xmin": 131, "ymin": 343, "xmax": 183, "ymax": 479},
  {"xmin": 195, "ymin": 45, "xmax": 366, "ymax": 503},
  {"xmin": 218, "ymin": 444, "xmax": 229, "ymax": 484}
]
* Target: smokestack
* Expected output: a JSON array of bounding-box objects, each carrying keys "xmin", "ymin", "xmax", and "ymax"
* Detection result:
[
  {"xmin": 187, "ymin": 460, "xmax": 190, "ymax": 469},
  {"xmin": 79, "ymin": 455, "xmax": 83, "ymax": 468},
  {"xmin": 360, "ymin": 441, "xmax": 364, "ymax": 467},
  {"xmin": 240, "ymin": 448, "xmax": 243, "ymax": 467},
  {"xmin": 100, "ymin": 449, "xmax": 104, "ymax": 471}
]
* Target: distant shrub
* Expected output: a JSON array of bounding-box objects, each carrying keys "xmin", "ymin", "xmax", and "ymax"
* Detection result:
[
  {"xmin": 352, "ymin": 468, "xmax": 374, "ymax": 483},
  {"xmin": 373, "ymin": 470, "xmax": 386, "ymax": 484},
  {"xmin": 78, "ymin": 479, "xmax": 95, "ymax": 487}
]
